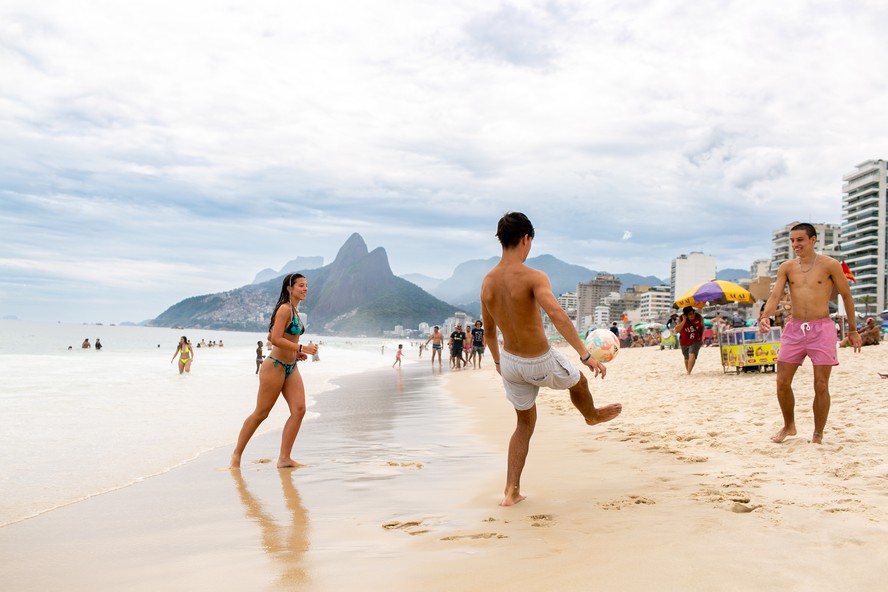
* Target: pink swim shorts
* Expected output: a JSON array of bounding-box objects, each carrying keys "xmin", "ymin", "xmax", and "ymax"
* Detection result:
[{"xmin": 777, "ymin": 318, "xmax": 838, "ymax": 366}]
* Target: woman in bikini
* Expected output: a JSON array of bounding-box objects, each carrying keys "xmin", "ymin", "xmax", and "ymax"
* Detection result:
[
  {"xmin": 170, "ymin": 336, "xmax": 194, "ymax": 374},
  {"xmin": 230, "ymin": 273, "xmax": 319, "ymax": 469}
]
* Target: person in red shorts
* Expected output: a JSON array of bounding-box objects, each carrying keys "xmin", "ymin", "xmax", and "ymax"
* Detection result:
[
  {"xmin": 759, "ymin": 223, "xmax": 861, "ymax": 444},
  {"xmin": 674, "ymin": 306, "xmax": 704, "ymax": 374}
]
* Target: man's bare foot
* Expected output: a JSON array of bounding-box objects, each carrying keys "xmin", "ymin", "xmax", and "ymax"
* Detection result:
[
  {"xmin": 229, "ymin": 453, "xmax": 242, "ymax": 469},
  {"xmin": 277, "ymin": 458, "xmax": 306, "ymax": 469},
  {"xmin": 770, "ymin": 426, "xmax": 797, "ymax": 443},
  {"xmin": 585, "ymin": 403, "xmax": 623, "ymax": 426},
  {"xmin": 500, "ymin": 491, "xmax": 527, "ymax": 507},
  {"xmin": 810, "ymin": 432, "xmax": 823, "ymax": 444}
]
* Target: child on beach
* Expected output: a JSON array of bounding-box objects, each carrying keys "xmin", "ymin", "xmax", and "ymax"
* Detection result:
[
  {"xmin": 255, "ymin": 341, "xmax": 265, "ymax": 374},
  {"xmin": 392, "ymin": 344, "xmax": 404, "ymax": 368}
]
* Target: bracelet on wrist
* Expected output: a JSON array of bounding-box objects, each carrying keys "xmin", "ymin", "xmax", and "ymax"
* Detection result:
[
  {"xmin": 299, "ymin": 344, "xmax": 303, "ymax": 352},
  {"xmin": 580, "ymin": 352, "xmax": 592, "ymax": 363}
]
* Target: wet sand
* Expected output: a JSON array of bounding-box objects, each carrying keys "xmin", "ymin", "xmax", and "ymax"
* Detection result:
[{"xmin": 2, "ymin": 345, "xmax": 887, "ymax": 591}]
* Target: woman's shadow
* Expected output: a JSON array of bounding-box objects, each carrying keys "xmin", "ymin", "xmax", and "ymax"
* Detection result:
[{"xmin": 231, "ymin": 469, "xmax": 310, "ymax": 587}]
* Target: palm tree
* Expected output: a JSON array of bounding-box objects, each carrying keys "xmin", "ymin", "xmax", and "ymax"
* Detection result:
[{"xmin": 860, "ymin": 294, "xmax": 875, "ymax": 318}]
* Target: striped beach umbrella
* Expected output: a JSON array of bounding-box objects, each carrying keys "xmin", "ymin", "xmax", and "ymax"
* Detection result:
[{"xmin": 674, "ymin": 280, "xmax": 753, "ymax": 309}]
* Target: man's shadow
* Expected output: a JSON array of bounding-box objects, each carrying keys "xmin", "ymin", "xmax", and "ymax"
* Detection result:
[{"xmin": 231, "ymin": 469, "xmax": 310, "ymax": 587}]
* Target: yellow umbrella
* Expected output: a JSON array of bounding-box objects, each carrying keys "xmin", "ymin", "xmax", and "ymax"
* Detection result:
[{"xmin": 674, "ymin": 280, "xmax": 753, "ymax": 309}]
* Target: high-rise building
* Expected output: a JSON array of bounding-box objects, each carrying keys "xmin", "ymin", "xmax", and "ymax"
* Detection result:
[
  {"xmin": 576, "ymin": 274, "xmax": 621, "ymax": 332},
  {"xmin": 749, "ymin": 259, "xmax": 771, "ymax": 281},
  {"xmin": 640, "ymin": 285, "xmax": 673, "ymax": 321},
  {"xmin": 670, "ymin": 252, "xmax": 716, "ymax": 301},
  {"xmin": 842, "ymin": 159, "xmax": 887, "ymax": 313},
  {"xmin": 769, "ymin": 222, "xmax": 840, "ymax": 278}
]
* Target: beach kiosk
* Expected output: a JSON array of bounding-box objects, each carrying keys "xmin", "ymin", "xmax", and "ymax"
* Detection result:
[{"xmin": 718, "ymin": 326, "xmax": 782, "ymax": 373}]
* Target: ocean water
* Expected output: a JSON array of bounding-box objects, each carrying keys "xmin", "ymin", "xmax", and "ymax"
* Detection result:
[{"xmin": 0, "ymin": 320, "xmax": 413, "ymax": 526}]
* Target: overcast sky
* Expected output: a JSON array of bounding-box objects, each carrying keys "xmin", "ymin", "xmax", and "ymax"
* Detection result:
[{"xmin": 2, "ymin": 0, "xmax": 887, "ymax": 324}]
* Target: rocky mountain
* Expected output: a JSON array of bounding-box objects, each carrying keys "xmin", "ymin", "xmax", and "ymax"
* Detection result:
[
  {"xmin": 429, "ymin": 255, "xmax": 665, "ymax": 305},
  {"xmin": 401, "ymin": 273, "xmax": 444, "ymax": 293},
  {"xmin": 252, "ymin": 256, "xmax": 324, "ymax": 284},
  {"xmin": 716, "ymin": 268, "xmax": 748, "ymax": 282},
  {"xmin": 149, "ymin": 234, "xmax": 455, "ymax": 335}
]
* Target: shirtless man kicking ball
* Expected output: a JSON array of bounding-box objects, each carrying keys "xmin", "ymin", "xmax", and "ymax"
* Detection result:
[{"xmin": 481, "ymin": 212, "xmax": 622, "ymax": 506}]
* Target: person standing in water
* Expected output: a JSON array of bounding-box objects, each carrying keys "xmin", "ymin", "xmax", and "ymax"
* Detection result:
[
  {"xmin": 255, "ymin": 341, "xmax": 265, "ymax": 374},
  {"xmin": 171, "ymin": 336, "xmax": 194, "ymax": 374},
  {"xmin": 230, "ymin": 273, "xmax": 319, "ymax": 469}
]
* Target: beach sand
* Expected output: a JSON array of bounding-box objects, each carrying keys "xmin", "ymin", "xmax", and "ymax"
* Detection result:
[{"xmin": 2, "ymin": 345, "xmax": 887, "ymax": 591}]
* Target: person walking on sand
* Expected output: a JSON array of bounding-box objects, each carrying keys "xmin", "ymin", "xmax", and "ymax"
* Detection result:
[
  {"xmin": 171, "ymin": 336, "xmax": 194, "ymax": 374},
  {"xmin": 392, "ymin": 343, "xmax": 405, "ymax": 368},
  {"xmin": 425, "ymin": 326, "xmax": 444, "ymax": 369},
  {"xmin": 759, "ymin": 223, "xmax": 861, "ymax": 445},
  {"xmin": 481, "ymin": 212, "xmax": 622, "ymax": 506},
  {"xmin": 470, "ymin": 320, "xmax": 486, "ymax": 368},
  {"xmin": 231, "ymin": 273, "xmax": 319, "ymax": 469},
  {"xmin": 674, "ymin": 306, "xmax": 704, "ymax": 374}
]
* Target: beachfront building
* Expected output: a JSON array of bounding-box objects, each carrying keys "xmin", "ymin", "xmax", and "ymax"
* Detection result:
[
  {"xmin": 639, "ymin": 285, "xmax": 673, "ymax": 321},
  {"xmin": 670, "ymin": 252, "xmax": 716, "ymax": 302},
  {"xmin": 543, "ymin": 292, "xmax": 578, "ymax": 334},
  {"xmin": 769, "ymin": 221, "xmax": 840, "ymax": 279},
  {"xmin": 749, "ymin": 258, "xmax": 771, "ymax": 281},
  {"xmin": 576, "ymin": 274, "xmax": 621, "ymax": 332},
  {"xmin": 842, "ymin": 159, "xmax": 887, "ymax": 315},
  {"xmin": 593, "ymin": 305, "xmax": 610, "ymax": 327}
]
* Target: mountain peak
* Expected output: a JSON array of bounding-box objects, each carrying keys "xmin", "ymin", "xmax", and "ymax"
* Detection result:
[{"xmin": 333, "ymin": 233, "xmax": 369, "ymax": 266}]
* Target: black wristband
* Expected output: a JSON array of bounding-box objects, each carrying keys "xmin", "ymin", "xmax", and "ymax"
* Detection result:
[{"xmin": 580, "ymin": 352, "xmax": 592, "ymax": 363}]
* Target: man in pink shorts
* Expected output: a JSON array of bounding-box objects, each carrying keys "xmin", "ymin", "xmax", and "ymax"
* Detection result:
[{"xmin": 759, "ymin": 223, "xmax": 861, "ymax": 444}]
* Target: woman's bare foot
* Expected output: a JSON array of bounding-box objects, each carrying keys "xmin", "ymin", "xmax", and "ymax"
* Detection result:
[
  {"xmin": 277, "ymin": 458, "xmax": 306, "ymax": 469},
  {"xmin": 229, "ymin": 453, "xmax": 242, "ymax": 469},
  {"xmin": 810, "ymin": 432, "xmax": 823, "ymax": 444},
  {"xmin": 585, "ymin": 403, "xmax": 623, "ymax": 426},
  {"xmin": 770, "ymin": 426, "xmax": 797, "ymax": 443}
]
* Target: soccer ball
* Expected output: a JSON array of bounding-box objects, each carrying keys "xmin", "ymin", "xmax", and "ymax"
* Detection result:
[{"xmin": 583, "ymin": 328, "xmax": 620, "ymax": 363}]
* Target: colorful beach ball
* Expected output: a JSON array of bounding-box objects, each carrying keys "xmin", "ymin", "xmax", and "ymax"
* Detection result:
[{"xmin": 583, "ymin": 328, "xmax": 620, "ymax": 363}]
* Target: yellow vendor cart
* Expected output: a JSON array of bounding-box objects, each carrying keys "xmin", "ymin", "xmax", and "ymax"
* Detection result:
[{"xmin": 718, "ymin": 326, "xmax": 782, "ymax": 373}]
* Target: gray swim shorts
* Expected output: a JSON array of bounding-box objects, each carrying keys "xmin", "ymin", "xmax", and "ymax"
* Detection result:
[{"xmin": 499, "ymin": 348, "xmax": 581, "ymax": 411}]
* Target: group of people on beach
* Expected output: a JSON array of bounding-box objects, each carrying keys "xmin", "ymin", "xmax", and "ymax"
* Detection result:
[{"xmin": 226, "ymin": 215, "xmax": 861, "ymax": 506}]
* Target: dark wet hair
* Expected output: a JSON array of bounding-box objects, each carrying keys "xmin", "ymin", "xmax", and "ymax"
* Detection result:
[
  {"xmin": 791, "ymin": 223, "xmax": 817, "ymax": 238},
  {"xmin": 496, "ymin": 212, "xmax": 535, "ymax": 249},
  {"xmin": 269, "ymin": 273, "xmax": 305, "ymax": 332}
]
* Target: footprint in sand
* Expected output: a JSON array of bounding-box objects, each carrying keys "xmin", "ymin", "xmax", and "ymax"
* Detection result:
[
  {"xmin": 598, "ymin": 495, "xmax": 656, "ymax": 510},
  {"xmin": 529, "ymin": 514, "xmax": 554, "ymax": 527},
  {"xmin": 253, "ymin": 458, "xmax": 272, "ymax": 464},
  {"xmin": 731, "ymin": 502, "xmax": 761, "ymax": 513},
  {"xmin": 440, "ymin": 532, "xmax": 508, "ymax": 541},
  {"xmin": 385, "ymin": 461, "xmax": 425, "ymax": 469},
  {"xmin": 382, "ymin": 520, "xmax": 429, "ymax": 535}
]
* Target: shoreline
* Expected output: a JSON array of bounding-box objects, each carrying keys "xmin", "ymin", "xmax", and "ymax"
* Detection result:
[{"xmin": 1, "ymin": 346, "xmax": 887, "ymax": 590}]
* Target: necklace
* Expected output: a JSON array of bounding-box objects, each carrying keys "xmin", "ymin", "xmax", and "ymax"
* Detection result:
[{"xmin": 798, "ymin": 255, "xmax": 817, "ymax": 273}]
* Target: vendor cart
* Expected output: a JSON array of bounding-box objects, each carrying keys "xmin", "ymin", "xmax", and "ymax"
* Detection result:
[{"xmin": 718, "ymin": 326, "xmax": 782, "ymax": 373}]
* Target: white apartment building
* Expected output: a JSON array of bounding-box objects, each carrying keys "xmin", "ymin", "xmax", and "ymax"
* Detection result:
[
  {"xmin": 749, "ymin": 258, "xmax": 771, "ymax": 281},
  {"xmin": 639, "ymin": 285, "xmax": 673, "ymax": 321},
  {"xmin": 769, "ymin": 222, "xmax": 840, "ymax": 278},
  {"xmin": 671, "ymin": 252, "xmax": 717, "ymax": 301},
  {"xmin": 557, "ymin": 292, "xmax": 578, "ymax": 314},
  {"xmin": 842, "ymin": 159, "xmax": 887, "ymax": 313}
]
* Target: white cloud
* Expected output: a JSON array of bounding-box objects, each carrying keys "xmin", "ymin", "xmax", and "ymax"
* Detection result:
[{"xmin": 1, "ymin": 0, "xmax": 887, "ymax": 322}]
